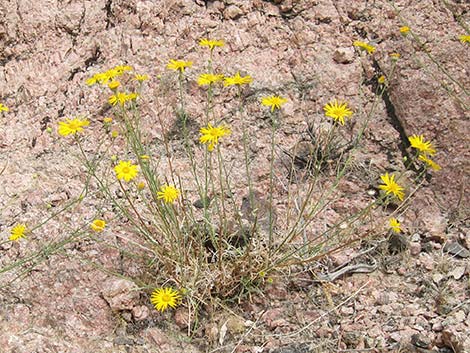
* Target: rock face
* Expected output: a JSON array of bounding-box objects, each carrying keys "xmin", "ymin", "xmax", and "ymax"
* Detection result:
[
  {"xmin": 0, "ymin": 0, "xmax": 469, "ymax": 352},
  {"xmin": 1, "ymin": 0, "xmax": 467, "ymax": 211}
]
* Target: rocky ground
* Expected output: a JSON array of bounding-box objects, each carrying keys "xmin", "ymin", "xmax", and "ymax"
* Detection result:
[{"xmin": 0, "ymin": 0, "xmax": 469, "ymax": 352}]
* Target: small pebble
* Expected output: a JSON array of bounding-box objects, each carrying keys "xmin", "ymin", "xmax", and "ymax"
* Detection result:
[
  {"xmin": 432, "ymin": 321, "xmax": 443, "ymax": 332},
  {"xmin": 410, "ymin": 242, "xmax": 421, "ymax": 256}
]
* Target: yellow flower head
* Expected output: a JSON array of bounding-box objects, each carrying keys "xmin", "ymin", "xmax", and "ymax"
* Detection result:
[
  {"xmin": 378, "ymin": 75, "xmax": 386, "ymax": 84},
  {"xmin": 261, "ymin": 95, "xmax": 288, "ymax": 112},
  {"xmin": 91, "ymin": 219, "xmax": 106, "ymax": 232},
  {"xmin": 109, "ymin": 92, "xmax": 138, "ymax": 106},
  {"xmin": 114, "ymin": 160, "xmax": 139, "ymax": 182},
  {"xmin": 197, "ymin": 73, "xmax": 224, "ymax": 86},
  {"xmin": 107, "ymin": 80, "xmax": 120, "ymax": 90},
  {"xmin": 418, "ymin": 155, "xmax": 441, "ymax": 171},
  {"xmin": 150, "ymin": 287, "xmax": 181, "ymax": 312},
  {"xmin": 58, "ymin": 117, "xmax": 90, "ymax": 137},
  {"xmin": 86, "ymin": 72, "xmax": 106, "ymax": 86},
  {"xmin": 224, "ymin": 72, "xmax": 253, "ymax": 87},
  {"xmin": 157, "ymin": 185, "xmax": 181, "ymax": 204},
  {"xmin": 167, "ymin": 59, "xmax": 193, "ymax": 72},
  {"xmin": 199, "ymin": 123, "xmax": 231, "ymax": 151},
  {"xmin": 389, "ymin": 53, "xmax": 401, "ymax": 60},
  {"xmin": 113, "ymin": 65, "xmax": 133, "ymax": 75},
  {"xmin": 379, "ymin": 173, "xmax": 405, "ymax": 201},
  {"xmin": 399, "ymin": 26, "xmax": 410, "ymax": 35},
  {"xmin": 0, "ymin": 103, "xmax": 9, "ymax": 112},
  {"xmin": 389, "ymin": 218, "xmax": 401, "ymax": 233},
  {"xmin": 458, "ymin": 35, "xmax": 470, "ymax": 44},
  {"xmin": 134, "ymin": 74, "xmax": 149, "ymax": 82},
  {"xmin": 9, "ymin": 224, "xmax": 27, "ymax": 241},
  {"xmin": 109, "ymin": 93, "xmax": 126, "ymax": 106},
  {"xmin": 199, "ymin": 38, "xmax": 225, "ymax": 50},
  {"xmin": 323, "ymin": 99, "xmax": 353, "ymax": 125},
  {"xmin": 103, "ymin": 117, "xmax": 113, "ymax": 124},
  {"xmin": 108, "ymin": 80, "xmax": 121, "ymax": 90},
  {"xmin": 87, "ymin": 66, "xmax": 132, "ymax": 86},
  {"xmin": 353, "ymin": 40, "xmax": 376, "ymax": 54},
  {"xmin": 408, "ymin": 134, "xmax": 436, "ymax": 156},
  {"xmin": 137, "ymin": 181, "xmax": 146, "ymax": 190}
]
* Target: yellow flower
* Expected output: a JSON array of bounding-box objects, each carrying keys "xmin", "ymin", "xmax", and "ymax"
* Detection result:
[
  {"xmin": 150, "ymin": 287, "xmax": 181, "ymax": 312},
  {"xmin": 261, "ymin": 95, "xmax": 288, "ymax": 112},
  {"xmin": 353, "ymin": 40, "xmax": 376, "ymax": 54},
  {"xmin": 140, "ymin": 155, "xmax": 150, "ymax": 161},
  {"xmin": 90, "ymin": 219, "xmax": 106, "ymax": 232},
  {"xmin": 86, "ymin": 66, "xmax": 131, "ymax": 86},
  {"xmin": 389, "ymin": 218, "xmax": 401, "ymax": 233},
  {"xmin": 107, "ymin": 80, "xmax": 120, "ymax": 90},
  {"xmin": 137, "ymin": 181, "xmax": 146, "ymax": 190},
  {"xmin": 114, "ymin": 160, "xmax": 139, "ymax": 182},
  {"xmin": 86, "ymin": 76, "xmax": 97, "ymax": 86},
  {"xmin": 167, "ymin": 59, "xmax": 193, "ymax": 72},
  {"xmin": 109, "ymin": 93, "xmax": 126, "ymax": 106},
  {"xmin": 86, "ymin": 72, "xmax": 107, "ymax": 86},
  {"xmin": 0, "ymin": 103, "xmax": 9, "ymax": 112},
  {"xmin": 199, "ymin": 38, "xmax": 225, "ymax": 50},
  {"xmin": 418, "ymin": 155, "xmax": 441, "ymax": 171},
  {"xmin": 458, "ymin": 35, "xmax": 470, "ymax": 44},
  {"xmin": 111, "ymin": 130, "xmax": 119, "ymax": 138},
  {"xmin": 197, "ymin": 73, "xmax": 224, "ymax": 86},
  {"xmin": 157, "ymin": 185, "xmax": 181, "ymax": 204},
  {"xmin": 199, "ymin": 123, "xmax": 231, "ymax": 151},
  {"xmin": 408, "ymin": 135, "xmax": 436, "ymax": 156},
  {"xmin": 378, "ymin": 75, "xmax": 386, "ymax": 84},
  {"xmin": 113, "ymin": 65, "xmax": 133, "ymax": 74},
  {"xmin": 102, "ymin": 72, "xmax": 117, "ymax": 85},
  {"xmin": 58, "ymin": 117, "xmax": 90, "ymax": 136},
  {"xmin": 109, "ymin": 92, "xmax": 138, "ymax": 106},
  {"xmin": 390, "ymin": 53, "xmax": 401, "ymax": 60},
  {"xmin": 323, "ymin": 99, "xmax": 353, "ymax": 125},
  {"xmin": 103, "ymin": 117, "xmax": 113, "ymax": 124},
  {"xmin": 224, "ymin": 72, "xmax": 253, "ymax": 86},
  {"xmin": 134, "ymin": 74, "xmax": 149, "ymax": 82},
  {"xmin": 399, "ymin": 26, "xmax": 410, "ymax": 35},
  {"xmin": 379, "ymin": 173, "xmax": 405, "ymax": 201},
  {"xmin": 9, "ymin": 224, "xmax": 27, "ymax": 241}
]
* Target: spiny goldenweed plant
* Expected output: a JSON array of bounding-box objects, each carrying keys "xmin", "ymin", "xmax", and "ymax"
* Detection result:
[{"xmin": 1, "ymin": 32, "xmax": 446, "ymax": 331}]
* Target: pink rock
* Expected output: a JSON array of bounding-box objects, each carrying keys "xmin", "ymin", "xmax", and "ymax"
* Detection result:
[
  {"xmin": 340, "ymin": 306, "xmax": 354, "ymax": 315},
  {"xmin": 131, "ymin": 305, "xmax": 149, "ymax": 321},
  {"xmin": 144, "ymin": 327, "xmax": 170, "ymax": 346},
  {"xmin": 263, "ymin": 308, "xmax": 286, "ymax": 329},
  {"xmin": 432, "ymin": 321, "xmax": 443, "ymax": 332},
  {"xmin": 266, "ymin": 283, "xmax": 288, "ymax": 300},
  {"xmin": 101, "ymin": 278, "xmax": 139, "ymax": 311},
  {"xmin": 410, "ymin": 242, "xmax": 422, "ymax": 256},
  {"xmin": 419, "ymin": 253, "xmax": 434, "ymax": 271},
  {"xmin": 333, "ymin": 47, "xmax": 355, "ymax": 64},
  {"xmin": 224, "ymin": 5, "xmax": 243, "ymax": 20},
  {"xmin": 174, "ymin": 307, "xmax": 189, "ymax": 329}
]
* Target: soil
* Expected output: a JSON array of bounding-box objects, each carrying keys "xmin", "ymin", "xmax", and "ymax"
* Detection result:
[{"xmin": 0, "ymin": 1, "xmax": 469, "ymax": 352}]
